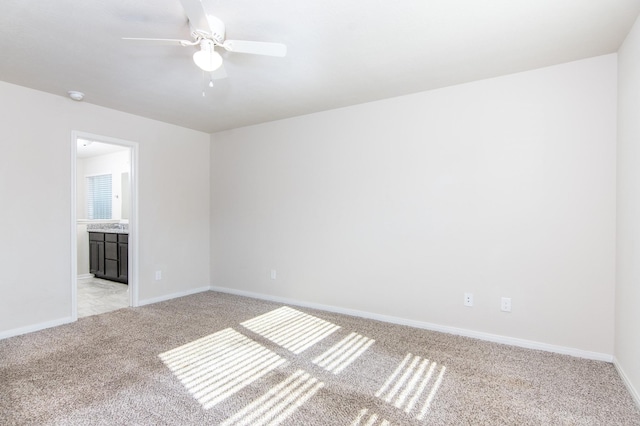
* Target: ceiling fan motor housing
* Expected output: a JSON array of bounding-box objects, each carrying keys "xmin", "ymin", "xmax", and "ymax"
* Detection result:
[{"xmin": 199, "ymin": 14, "xmax": 225, "ymax": 44}]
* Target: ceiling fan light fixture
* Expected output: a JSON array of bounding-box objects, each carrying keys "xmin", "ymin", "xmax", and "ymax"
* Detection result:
[{"xmin": 193, "ymin": 40, "xmax": 222, "ymax": 72}]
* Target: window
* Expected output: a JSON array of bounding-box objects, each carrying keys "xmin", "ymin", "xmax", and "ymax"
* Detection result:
[{"xmin": 86, "ymin": 174, "xmax": 112, "ymax": 219}]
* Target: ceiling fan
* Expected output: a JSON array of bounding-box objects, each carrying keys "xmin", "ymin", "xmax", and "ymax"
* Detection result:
[{"xmin": 124, "ymin": 0, "xmax": 287, "ymax": 78}]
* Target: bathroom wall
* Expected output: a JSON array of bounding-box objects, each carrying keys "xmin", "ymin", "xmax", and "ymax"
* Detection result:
[{"xmin": 77, "ymin": 149, "xmax": 130, "ymax": 220}]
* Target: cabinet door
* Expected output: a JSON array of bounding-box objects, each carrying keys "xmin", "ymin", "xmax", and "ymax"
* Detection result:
[
  {"xmin": 89, "ymin": 233, "xmax": 105, "ymax": 275},
  {"xmin": 105, "ymin": 259, "xmax": 118, "ymax": 279},
  {"xmin": 105, "ymin": 242, "xmax": 118, "ymax": 260},
  {"xmin": 89, "ymin": 240, "xmax": 99, "ymax": 274},
  {"xmin": 119, "ymin": 243, "xmax": 128, "ymax": 283},
  {"xmin": 97, "ymin": 241, "xmax": 105, "ymax": 275}
]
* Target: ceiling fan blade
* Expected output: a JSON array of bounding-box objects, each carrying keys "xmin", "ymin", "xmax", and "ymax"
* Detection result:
[
  {"xmin": 122, "ymin": 37, "xmax": 192, "ymax": 46},
  {"xmin": 222, "ymin": 40, "xmax": 287, "ymax": 57},
  {"xmin": 179, "ymin": 0, "xmax": 208, "ymax": 32},
  {"xmin": 179, "ymin": 0, "xmax": 224, "ymax": 39}
]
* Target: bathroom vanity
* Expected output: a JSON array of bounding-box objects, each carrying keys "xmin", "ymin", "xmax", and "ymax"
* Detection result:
[{"xmin": 88, "ymin": 226, "xmax": 128, "ymax": 284}]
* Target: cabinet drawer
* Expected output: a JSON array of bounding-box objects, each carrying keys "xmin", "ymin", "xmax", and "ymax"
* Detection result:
[
  {"xmin": 118, "ymin": 234, "xmax": 128, "ymax": 243},
  {"xmin": 89, "ymin": 232, "xmax": 104, "ymax": 241},
  {"xmin": 105, "ymin": 233, "xmax": 118, "ymax": 242}
]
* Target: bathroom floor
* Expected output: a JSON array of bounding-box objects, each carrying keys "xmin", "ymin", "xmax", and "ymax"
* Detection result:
[{"xmin": 77, "ymin": 277, "xmax": 129, "ymax": 318}]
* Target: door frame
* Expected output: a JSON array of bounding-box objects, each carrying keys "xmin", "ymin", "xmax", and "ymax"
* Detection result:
[{"xmin": 70, "ymin": 131, "xmax": 139, "ymax": 320}]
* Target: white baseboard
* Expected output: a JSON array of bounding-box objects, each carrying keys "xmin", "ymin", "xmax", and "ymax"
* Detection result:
[
  {"xmin": 614, "ymin": 357, "xmax": 640, "ymax": 408},
  {"xmin": 1, "ymin": 285, "xmax": 614, "ymax": 365},
  {"xmin": 1, "ymin": 286, "xmax": 211, "ymax": 340},
  {"xmin": 210, "ymin": 285, "xmax": 613, "ymax": 363},
  {"xmin": 138, "ymin": 285, "xmax": 211, "ymax": 307},
  {"xmin": 0, "ymin": 316, "xmax": 75, "ymax": 340},
  {"xmin": 77, "ymin": 274, "xmax": 93, "ymax": 280}
]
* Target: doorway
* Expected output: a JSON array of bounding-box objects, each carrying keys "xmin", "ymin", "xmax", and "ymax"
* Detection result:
[{"xmin": 71, "ymin": 132, "xmax": 138, "ymax": 320}]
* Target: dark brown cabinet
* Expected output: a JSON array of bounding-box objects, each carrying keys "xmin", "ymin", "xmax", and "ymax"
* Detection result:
[
  {"xmin": 89, "ymin": 233, "xmax": 105, "ymax": 276},
  {"xmin": 119, "ymin": 240, "xmax": 128, "ymax": 282},
  {"xmin": 89, "ymin": 232, "xmax": 128, "ymax": 284}
]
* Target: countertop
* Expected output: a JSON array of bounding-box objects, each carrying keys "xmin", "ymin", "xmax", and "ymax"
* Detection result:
[{"xmin": 86, "ymin": 223, "xmax": 129, "ymax": 234}]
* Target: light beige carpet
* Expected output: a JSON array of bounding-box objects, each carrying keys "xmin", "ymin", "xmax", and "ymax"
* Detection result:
[{"xmin": 1, "ymin": 291, "xmax": 639, "ymax": 425}]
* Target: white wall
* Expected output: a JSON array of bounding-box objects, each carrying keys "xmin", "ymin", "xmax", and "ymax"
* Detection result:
[
  {"xmin": 76, "ymin": 157, "xmax": 90, "ymax": 277},
  {"xmin": 616, "ymin": 15, "xmax": 640, "ymax": 404},
  {"xmin": 77, "ymin": 224, "xmax": 91, "ymax": 277},
  {"xmin": 211, "ymin": 54, "xmax": 617, "ymax": 356},
  {"xmin": 76, "ymin": 156, "xmax": 86, "ymax": 220},
  {"xmin": 0, "ymin": 81, "xmax": 210, "ymax": 336}
]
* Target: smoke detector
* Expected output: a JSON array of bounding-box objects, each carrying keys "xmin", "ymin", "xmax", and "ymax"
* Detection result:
[{"xmin": 68, "ymin": 91, "xmax": 84, "ymax": 101}]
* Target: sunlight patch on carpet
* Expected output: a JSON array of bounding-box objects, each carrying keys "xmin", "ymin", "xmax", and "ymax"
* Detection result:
[
  {"xmin": 241, "ymin": 306, "xmax": 340, "ymax": 354},
  {"xmin": 351, "ymin": 408, "xmax": 392, "ymax": 426},
  {"xmin": 312, "ymin": 332, "xmax": 375, "ymax": 374},
  {"xmin": 221, "ymin": 369, "xmax": 324, "ymax": 426},
  {"xmin": 159, "ymin": 328, "xmax": 286, "ymax": 409},
  {"xmin": 375, "ymin": 353, "xmax": 446, "ymax": 420}
]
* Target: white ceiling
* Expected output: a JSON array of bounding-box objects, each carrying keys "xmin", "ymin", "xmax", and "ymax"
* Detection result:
[
  {"xmin": 1, "ymin": 1, "xmax": 638, "ymax": 134},
  {"xmin": 77, "ymin": 139, "xmax": 129, "ymax": 159}
]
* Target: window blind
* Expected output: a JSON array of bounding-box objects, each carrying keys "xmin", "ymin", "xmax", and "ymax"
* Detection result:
[{"xmin": 87, "ymin": 174, "xmax": 112, "ymax": 219}]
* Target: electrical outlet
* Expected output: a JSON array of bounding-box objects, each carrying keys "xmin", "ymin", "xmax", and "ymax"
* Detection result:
[
  {"xmin": 501, "ymin": 297, "xmax": 512, "ymax": 312},
  {"xmin": 270, "ymin": 269, "xmax": 277, "ymax": 280},
  {"xmin": 464, "ymin": 293, "xmax": 473, "ymax": 307},
  {"xmin": 155, "ymin": 270, "xmax": 162, "ymax": 281}
]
